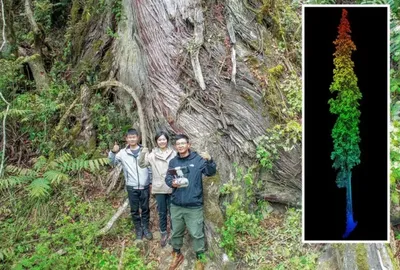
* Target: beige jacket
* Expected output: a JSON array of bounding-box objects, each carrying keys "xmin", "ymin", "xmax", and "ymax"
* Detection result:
[{"xmin": 138, "ymin": 147, "xmax": 177, "ymax": 194}]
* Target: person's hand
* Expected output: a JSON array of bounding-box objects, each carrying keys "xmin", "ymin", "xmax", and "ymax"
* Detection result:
[
  {"xmin": 112, "ymin": 142, "xmax": 120, "ymax": 153},
  {"xmin": 200, "ymin": 151, "xmax": 211, "ymax": 161},
  {"xmin": 172, "ymin": 180, "xmax": 179, "ymax": 188}
]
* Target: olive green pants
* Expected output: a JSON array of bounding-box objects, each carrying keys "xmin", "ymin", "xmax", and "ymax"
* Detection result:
[{"xmin": 170, "ymin": 204, "xmax": 205, "ymax": 253}]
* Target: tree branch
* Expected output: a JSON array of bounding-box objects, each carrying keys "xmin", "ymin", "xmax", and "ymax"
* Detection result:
[
  {"xmin": 54, "ymin": 97, "xmax": 79, "ymax": 134},
  {"xmin": 0, "ymin": 92, "xmax": 10, "ymax": 177},
  {"xmin": 97, "ymin": 198, "xmax": 129, "ymax": 235},
  {"xmin": 189, "ymin": 4, "xmax": 206, "ymax": 90},
  {"xmin": 24, "ymin": 0, "xmax": 39, "ymax": 37},
  {"xmin": 0, "ymin": 0, "xmax": 6, "ymax": 51},
  {"xmin": 118, "ymin": 240, "xmax": 126, "ymax": 270},
  {"xmin": 22, "ymin": 0, "xmax": 50, "ymax": 92}
]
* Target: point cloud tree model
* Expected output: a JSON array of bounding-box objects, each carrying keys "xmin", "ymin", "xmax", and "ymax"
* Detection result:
[{"xmin": 328, "ymin": 8, "xmax": 362, "ymax": 239}]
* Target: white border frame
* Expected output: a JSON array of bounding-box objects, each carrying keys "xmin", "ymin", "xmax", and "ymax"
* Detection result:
[{"xmin": 301, "ymin": 4, "xmax": 390, "ymax": 244}]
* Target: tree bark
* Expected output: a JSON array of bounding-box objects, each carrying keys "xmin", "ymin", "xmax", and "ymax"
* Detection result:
[
  {"xmin": 317, "ymin": 243, "xmax": 395, "ymax": 270},
  {"xmin": 22, "ymin": 0, "xmax": 49, "ymax": 91},
  {"xmin": 78, "ymin": 84, "xmax": 96, "ymax": 146},
  {"xmin": 111, "ymin": 0, "xmax": 282, "ymax": 180}
]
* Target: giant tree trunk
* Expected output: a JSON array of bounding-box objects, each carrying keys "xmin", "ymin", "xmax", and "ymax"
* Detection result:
[
  {"xmin": 110, "ymin": 0, "xmax": 302, "ymax": 188},
  {"xmin": 68, "ymin": 0, "xmax": 400, "ymax": 268},
  {"xmin": 72, "ymin": 0, "xmax": 302, "ymax": 205}
]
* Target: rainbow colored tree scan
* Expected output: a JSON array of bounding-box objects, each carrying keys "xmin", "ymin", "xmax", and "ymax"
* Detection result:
[{"xmin": 328, "ymin": 9, "xmax": 362, "ymax": 239}]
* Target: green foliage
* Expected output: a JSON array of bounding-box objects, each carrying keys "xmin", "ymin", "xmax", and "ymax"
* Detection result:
[
  {"xmin": 1, "ymin": 153, "xmax": 109, "ymax": 199},
  {"xmin": 220, "ymin": 206, "xmax": 319, "ymax": 268},
  {"xmin": 9, "ymin": 83, "xmax": 74, "ymax": 154},
  {"xmin": 219, "ymin": 165, "xmax": 261, "ymax": 259},
  {"xmin": 0, "ymin": 58, "xmax": 29, "ymax": 96},
  {"xmin": 106, "ymin": 27, "xmax": 119, "ymax": 38},
  {"xmin": 90, "ymin": 93, "xmax": 132, "ymax": 152},
  {"xmin": 0, "ymin": 193, "xmax": 152, "ymax": 269},
  {"xmin": 34, "ymin": 0, "xmax": 53, "ymax": 31},
  {"xmin": 281, "ymin": 72, "xmax": 302, "ymax": 118},
  {"xmin": 112, "ymin": 0, "xmax": 123, "ymax": 22},
  {"xmin": 256, "ymin": 121, "xmax": 301, "ymax": 170},
  {"xmin": 390, "ymin": 121, "xmax": 400, "ymax": 205}
]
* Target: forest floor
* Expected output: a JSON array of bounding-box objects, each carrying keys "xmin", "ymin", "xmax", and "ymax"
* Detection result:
[{"xmin": 1, "ymin": 172, "xmax": 399, "ymax": 269}]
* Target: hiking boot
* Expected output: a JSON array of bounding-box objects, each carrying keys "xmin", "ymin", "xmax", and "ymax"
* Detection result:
[
  {"xmin": 135, "ymin": 228, "xmax": 143, "ymax": 240},
  {"xmin": 169, "ymin": 251, "xmax": 184, "ymax": 270},
  {"xmin": 195, "ymin": 260, "xmax": 205, "ymax": 270},
  {"xmin": 143, "ymin": 228, "xmax": 153, "ymax": 240},
  {"xmin": 160, "ymin": 231, "xmax": 168, "ymax": 247}
]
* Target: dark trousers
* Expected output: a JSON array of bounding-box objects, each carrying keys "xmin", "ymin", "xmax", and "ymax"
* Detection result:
[
  {"xmin": 127, "ymin": 186, "xmax": 150, "ymax": 231},
  {"xmin": 155, "ymin": 194, "xmax": 172, "ymax": 233}
]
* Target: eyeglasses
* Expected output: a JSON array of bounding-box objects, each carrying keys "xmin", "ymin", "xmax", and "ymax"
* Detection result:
[{"xmin": 176, "ymin": 142, "xmax": 188, "ymax": 146}]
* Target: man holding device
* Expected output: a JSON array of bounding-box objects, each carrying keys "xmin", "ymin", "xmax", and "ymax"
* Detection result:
[{"xmin": 165, "ymin": 134, "xmax": 217, "ymax": 270}]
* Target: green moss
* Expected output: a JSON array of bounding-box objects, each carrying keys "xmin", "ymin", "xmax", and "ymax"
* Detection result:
[
  {"xmin": 203, "ymin": 173, "xmax": 221, "ymax": 185},
  {"xmin": 256, "ymin": 0, "xmax": 270, "ymax": 24},
  {"xmin": 99, "ymin": 50, "xmax": 113, "ymax": 80},
  {"xmin": 246, "ymin": 55, "xmax": 259, "ymax": 67},
  {"xmin": 93, "ymin": 40, "xmax": 104, "ymax": 52},
  {"xmin": 70, "ymin": 0, "xmax": 82, "ymax": 25},
  {"xmin": 70, "ymin": 122, "xmax": 82, "ymax": 138},
  {"xmin": 241, "ymin": 92, "xmax": 256, "ymax": 110},
  {"xmin": 268, "ymin": 64, "xmax": 284, "ymax": 78},
  {"xmin": 355, "ymin": 244, "xmax": 369, "ymax": 270},
  {"xmin": 385, "ymin": 243, "xmax": 400, "ymax": 270},
  {"xmin": 203, "ymin": 173, "xmax": 224, "ymax": 228}
]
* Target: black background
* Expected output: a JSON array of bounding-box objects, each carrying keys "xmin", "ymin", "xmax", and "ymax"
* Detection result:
[{"xmin": 304, "ymin": 6, "xmax": 388, "ymax": 241}]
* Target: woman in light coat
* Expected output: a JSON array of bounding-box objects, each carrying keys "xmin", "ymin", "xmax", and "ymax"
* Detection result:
[{"xmin": 139, "ymin": 131, "xmax": 176, "ymax": 247}]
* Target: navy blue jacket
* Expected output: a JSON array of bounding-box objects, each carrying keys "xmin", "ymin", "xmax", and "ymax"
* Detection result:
[{"xmin": 165, "ymin": 151, "xmax": 216, "ymax": 207}]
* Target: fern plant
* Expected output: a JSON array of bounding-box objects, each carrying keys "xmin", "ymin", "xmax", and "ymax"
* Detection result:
[{"xmin": 0, "ymin": 153, "xmax": 109, "ymax": 199}]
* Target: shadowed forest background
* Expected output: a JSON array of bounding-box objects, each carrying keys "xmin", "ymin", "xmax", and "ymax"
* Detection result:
[{"xmin": 0, "ymin": 0, "xmax": 399, "ymax": 269}]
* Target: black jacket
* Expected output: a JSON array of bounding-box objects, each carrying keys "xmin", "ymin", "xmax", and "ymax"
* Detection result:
[{"xmin": 165, "ymin": 151, "xmax": 217, "ymax": 207}]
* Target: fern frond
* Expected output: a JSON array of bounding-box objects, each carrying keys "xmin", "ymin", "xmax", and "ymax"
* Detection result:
[
  {"xmin": 27, "ymin": 178, "xmax": 51, "ymax": 198},
  {"xmin": 0, "ymin": 247, "xmax": 14, "ymax": 261},
  {"xmin": 0, "ymin": 109, "xmax": 32, "ymax": 118},
  {"xmin": 5, "ymin": 165, "xmax": 36, "ymax": 177},
  {"xmin": 56, "ymin": 157, "xmax": 111, "ymax": 173},
  {"xmin": 98, "ymin": 158, "xmax": 109, "ymax": 166},
  {"xmin": 54, "ymin": 153, "xmax": 73, "ymax": 166},
  {"xmin": 33, "ymin": 156, "xmax": 48, "ymax": 171},
  {"xmin": 0, "ymin": 175, "xmax": 33, "ymax": 189},
  {"xmin": 359, "ymin": 0, "xmax": 387, "ymax": 4},
  {"xmin": 43, "ymin": 170, "xmax": 69, "ymax": 185}
]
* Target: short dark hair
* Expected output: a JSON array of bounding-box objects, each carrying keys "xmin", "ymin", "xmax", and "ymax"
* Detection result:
[
  {"xmin": 155, "ymin": 131, "xmax": 170, "ymax": 142},
  {"xmin": 174, "ymin": 134, "xmax": 189, "ymax": 143},
  {"xmin": 126, "ymin": 128, "xmax": 139, "ymax": 136}
]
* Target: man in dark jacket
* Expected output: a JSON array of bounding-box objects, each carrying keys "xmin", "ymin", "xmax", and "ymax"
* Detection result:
[{"xmin": 165, "ymin": 134, "xmax": 216, "ymax": 270}]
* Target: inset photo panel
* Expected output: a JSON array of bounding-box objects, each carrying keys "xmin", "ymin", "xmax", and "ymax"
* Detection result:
[{"xmin": 302, "ymin": 5, "xmax": 389, "ymax": 242}]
